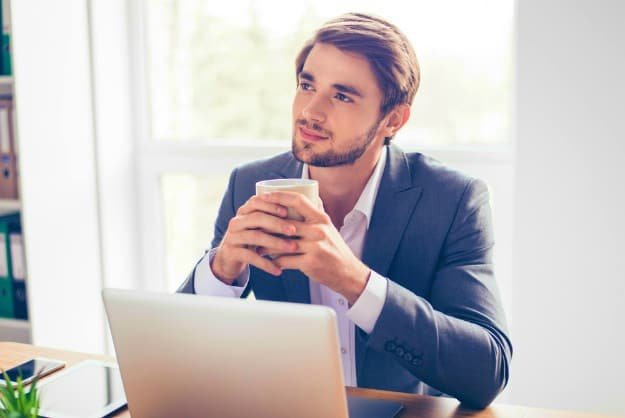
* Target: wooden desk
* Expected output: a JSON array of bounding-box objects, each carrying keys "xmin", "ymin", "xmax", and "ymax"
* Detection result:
[{"xmin": 0, "ymin": 342, "xmax": 618, "ymax": 418}]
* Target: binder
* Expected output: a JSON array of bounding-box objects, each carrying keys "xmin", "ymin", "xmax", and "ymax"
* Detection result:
[
  {"xmin": 0, "ymin": 0, "xmax": 10, "ymax": 76},
  {"xmin": 0, "ymin": 152, "xmax": 17, "ymax": 198},
  {"xmin": 8, "ymin": 216, "xmax": 27, "ymax": 319},
  {"xmin": 0, "ymin": 33, "xmax": 9, "ymax": 76},
  {"xmin": 0, "ymin": 217, "xmax": 14, "ymax": 318},
  {"xmin": 0, "ymin": 99, "xmax": 18, "ymax": 198},
  {"xmin": 0, "ymin": 100, "xmax": 11, "ymax": 153}
]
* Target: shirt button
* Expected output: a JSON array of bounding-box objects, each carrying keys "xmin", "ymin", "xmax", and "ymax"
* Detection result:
[
  {"xmin": 341, "ymin": 347, "xmax": 347, "ymax": 355},
  {"xmin": 338, "ymin": 299, "xmax": 345, "ymax": 306}
]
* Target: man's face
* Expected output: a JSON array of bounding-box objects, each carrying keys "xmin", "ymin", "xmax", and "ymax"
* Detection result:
[{"xmin": 292, "ymin": 43, "xmax": 386, "ymax": 167}]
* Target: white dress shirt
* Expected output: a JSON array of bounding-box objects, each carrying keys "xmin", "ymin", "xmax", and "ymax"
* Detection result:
[{"xmin": 194, "ymin": 147, "xmax": 389, "ymax": 387}]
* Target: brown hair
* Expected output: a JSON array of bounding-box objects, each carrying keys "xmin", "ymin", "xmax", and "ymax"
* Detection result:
[{"xmin": 295, "ymin": 13, "xmax": 420, "ymax": 123}]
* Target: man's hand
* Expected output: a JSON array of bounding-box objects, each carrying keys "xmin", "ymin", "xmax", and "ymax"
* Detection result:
[
  {"xmin": 212, "ymin": 195, "xmax": 300, "ymax": 284},
  {"xmin": 260, "ymin": 191, "xmax": 371, "ymax": 304}
]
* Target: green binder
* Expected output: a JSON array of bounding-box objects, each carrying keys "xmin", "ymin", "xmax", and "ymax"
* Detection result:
[
  {"xmin": 0, "ymin": 0, "xmax": 11, "ymax": 76},
  {"xmin": 0, "ymin": 218, "xmax": 14, "ymax": 318},
  {"xmin": 1, "ymin": 33, "xmax": 11, "ymax": 76}
]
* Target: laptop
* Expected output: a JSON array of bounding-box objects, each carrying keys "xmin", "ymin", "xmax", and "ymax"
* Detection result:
[{"xmin": 102, "ymin": 289, "xmax": 403, "ymax": 418}]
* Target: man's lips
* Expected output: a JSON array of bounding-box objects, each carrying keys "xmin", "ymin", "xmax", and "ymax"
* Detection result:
[{"xmin": 299, "ymin": 126, "xmax": 329, "ymax": 142}]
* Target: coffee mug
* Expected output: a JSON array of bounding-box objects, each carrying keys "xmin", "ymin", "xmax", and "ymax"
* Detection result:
[
  {"xmin": 255, "ymin": 179, "xmax": 319, "ymax": 221},
  {"xmin": 255, "ymin": 178, "xmax": 319, "ymax": 258}
]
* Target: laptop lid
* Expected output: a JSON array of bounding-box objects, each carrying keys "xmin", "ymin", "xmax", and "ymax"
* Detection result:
[{"xmin": 102, "ymin": 289, "xmax": 349, "ymax": 418}]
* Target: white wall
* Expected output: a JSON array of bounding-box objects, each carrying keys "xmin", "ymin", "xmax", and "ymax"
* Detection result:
[
  {"xmin": 511, "ymin": 0, "xmax": 625, "ymax": 415},
  {"xmin": 11, "ymin": 0, "xmax": 140, "ymax": 355},
  {"xmin": 11, "ymin": 1, "xmax": 105, "ymax": 352}
]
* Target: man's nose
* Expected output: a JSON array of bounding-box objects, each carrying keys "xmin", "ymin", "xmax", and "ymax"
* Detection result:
[{"xmin": 302, "ymin": 95, "xmax": 327, "ymax": 123}]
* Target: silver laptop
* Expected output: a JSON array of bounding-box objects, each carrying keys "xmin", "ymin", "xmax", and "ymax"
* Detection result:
[{"xmin": 102, "ymin": 289, "xmax": 402, "ymax": 418}]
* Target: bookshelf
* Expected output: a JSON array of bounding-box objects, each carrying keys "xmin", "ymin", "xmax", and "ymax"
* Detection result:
[
  {"xmin": 0, "ymin": 198, "xmax": 20, "ymax": 214},
  {"xmin": 0, "ymin": 317, "xmax": 28, "ymax": 343},
  {"xmin": 0, "ymin": 0, "xmax": 29, "ymax": 344},
  {"xmin": 0, "ymin": 93, "xmax": 26, "ymax": 343},
  {"xmin": 0, "ymin": 316, "xmax": 28, "ymax": 337},
  {"xmin": 0, "ymin": 76, "xmax": 11, "ymax": 96}
]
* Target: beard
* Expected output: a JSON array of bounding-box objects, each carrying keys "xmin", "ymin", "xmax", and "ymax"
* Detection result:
[{"xmin": 291, "ymin": 119, "xmax": 380, "ymax": 167}]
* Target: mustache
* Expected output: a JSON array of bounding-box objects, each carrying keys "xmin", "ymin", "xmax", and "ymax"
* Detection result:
[{"xmin": 296, "ymin": 119, "xmax": 331, "ymax": 137}]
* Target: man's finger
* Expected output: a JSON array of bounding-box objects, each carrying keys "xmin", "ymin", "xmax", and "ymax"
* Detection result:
[
  {"xmin": 259, "ymin": 191, "xmax": 325, "ymax": 222},
  {"xmin": 230, "ymin": 229, "xmax": 298, "ymax": 254},
  {"xmin": 229, "ymin": 212, "xmax": 298, "ymax": 236},
  {"xmin": 229, "ymin": 247, "xmax": 282, "ymax": 276},
  {"xmin": 273, "ymin": 253, "xmax": 305, "ymax": 271},
  {"xmin": 238, "ymin": 195, "xmax": 288, "ymax": 217},
  {"xmin": 281, "ymin": 222, "xmax": 325, "ymax": 241}
]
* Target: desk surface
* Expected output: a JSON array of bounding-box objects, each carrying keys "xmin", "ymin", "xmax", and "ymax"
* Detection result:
[{"xmin": 0, "ymin": 342, "xmax": 618, "ymax": 418}]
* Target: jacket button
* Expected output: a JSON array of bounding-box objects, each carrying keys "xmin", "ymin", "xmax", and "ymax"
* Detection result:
[
  {"xmin": 404, "ymin": 352, "xmax": 413, "ymax": 362},
  {"xmin": 395, "ymin": 346, "xmax": 405, "ymax": 357},
  {"xmin": 385, "ymin": 341, "xmax": 397, "ymax": 352},
  {"xmin": 412, "ymin": 358, "xmax": 423, "ymax": 367}
]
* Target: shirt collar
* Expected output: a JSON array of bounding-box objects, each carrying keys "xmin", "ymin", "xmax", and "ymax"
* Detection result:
[{"xmin": 301, "ymin": 146, "xmax": 387, "ymax": 228}]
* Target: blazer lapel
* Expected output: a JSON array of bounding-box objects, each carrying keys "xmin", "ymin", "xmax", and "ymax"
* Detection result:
[
  {"xmin": 268, "ymin": 153, "xmax": 304, "ymax": 180},
  {"xmin": 362, "ymin": 145, "xmax": 423, "ymax": 277}
]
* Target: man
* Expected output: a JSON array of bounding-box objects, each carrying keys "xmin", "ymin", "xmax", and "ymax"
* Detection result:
[{"xmin": 178, "ymin": 12, "xmax": 512, "ymax": 408}]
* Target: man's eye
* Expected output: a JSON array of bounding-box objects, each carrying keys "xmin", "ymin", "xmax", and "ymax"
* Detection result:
[
  {"xmin": 299, "ymin": 82, "xmax": 313, "ymax": 91},
  {"xmin": 335, "ymin": 93, "xmax": 353, "ymax": 103}
]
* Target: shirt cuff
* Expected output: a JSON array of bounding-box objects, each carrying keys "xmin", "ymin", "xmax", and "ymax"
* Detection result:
[
  {"xmin": 193, "ymin": 248, "xmax": 249, "ymax": 297},
  {"xmin": 346, "ymin": 271, "xmax": 388, "ymax": 334}
]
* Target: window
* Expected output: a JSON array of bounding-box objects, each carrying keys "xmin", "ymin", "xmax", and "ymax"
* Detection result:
[
  {"xmin": 147, "ymin": 0, "xmax": 513, "ymax": 146},
  {"xmin": 135, "ymin": 0, "xmax": 514, "ymax": 294}
]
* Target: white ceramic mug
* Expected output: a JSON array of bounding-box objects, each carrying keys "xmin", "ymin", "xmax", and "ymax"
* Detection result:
[
  {"xmin": 255, "ymin": 179, "xmax": 319, "ymax": 258},
  {"xmin": 255, "ymin": 179, "xmax": 319, "ymax": 221}
]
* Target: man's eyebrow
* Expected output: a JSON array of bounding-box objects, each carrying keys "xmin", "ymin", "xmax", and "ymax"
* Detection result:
[
  {"xmin": 333, "ymin": 83, "xmax": 363, "ymax": 98},
  {"xmin": 298, "ymin": 71, "xmax": 364, "ymax": 98},
  {"xmin": 299, "ymin": 71, "xmax": 315, "ymax": 82}
]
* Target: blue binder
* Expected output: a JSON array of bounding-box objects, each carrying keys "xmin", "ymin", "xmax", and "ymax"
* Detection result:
[{"xmin": 7, "ymin": 214, "xmax": 27, "ymax": 319}]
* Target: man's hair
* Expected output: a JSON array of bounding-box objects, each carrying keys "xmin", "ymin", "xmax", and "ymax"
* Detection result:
[{"xmin": 295, "ymin": 13, "xmax": 420, "ymax": 142}]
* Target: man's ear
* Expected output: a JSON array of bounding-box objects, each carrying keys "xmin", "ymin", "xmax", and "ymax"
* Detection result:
[{"xmin": 381, "ymin": 104, "xmax": 411, "ymax": 139}]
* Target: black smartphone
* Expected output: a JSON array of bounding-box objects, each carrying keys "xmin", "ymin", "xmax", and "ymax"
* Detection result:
[{"xmin": 0, "ymin": 358, "xmax": 66, "ymax": 385}]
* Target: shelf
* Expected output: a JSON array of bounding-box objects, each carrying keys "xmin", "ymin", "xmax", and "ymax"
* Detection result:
[
  {"xmin": 0, "ymin": 199, "xmax": 20, "ymax": 215},
  {"xmin": 0, "ymin": 76, "xmax": 13, "ymax": 96},
  {"xmin": 0, "ymin": 318, "xmax": 31, "ymax": 343},
  {"xmin": 0, "ymin": 317, "xmax": 30, "ymax": 329}
]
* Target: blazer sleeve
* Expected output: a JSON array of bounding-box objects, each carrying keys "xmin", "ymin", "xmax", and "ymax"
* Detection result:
[
  {"xmin": 177, "ymin": 168, "xmax": 250, "ymax": 295},
  {"xmin": 365, "ymin": 178, "xmax": 513, "ymax": 408}
]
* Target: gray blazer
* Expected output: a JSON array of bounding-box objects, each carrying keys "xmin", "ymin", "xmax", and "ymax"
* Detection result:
[{"xmin": 178, "ymin": 144, "xmax": 512, "ymax": 408}]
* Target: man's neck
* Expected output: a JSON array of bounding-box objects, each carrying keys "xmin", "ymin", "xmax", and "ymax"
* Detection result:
[{"xmin": 308, "ymin": 147, "xmax": 383, "ymax": 229}]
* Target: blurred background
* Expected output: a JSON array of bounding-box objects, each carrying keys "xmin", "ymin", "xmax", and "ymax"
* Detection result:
[{"xmin": 1, "ymin": 0, "xmax": 623, "ymax": 415}]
